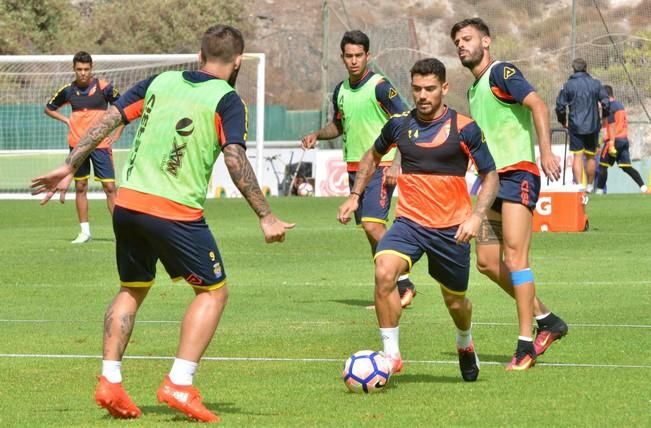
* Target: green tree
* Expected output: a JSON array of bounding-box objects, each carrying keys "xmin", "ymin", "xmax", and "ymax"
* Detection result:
[{"xmin": 0, "ymin": 0, "xmax": 76, "ymax": 54}]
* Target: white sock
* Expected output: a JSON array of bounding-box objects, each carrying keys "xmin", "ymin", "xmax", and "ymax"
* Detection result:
[
  {"xmin": 169, "ymin": 358, "xmax": 198, "ymax": 386},
  {"xmin": 535, "ymin": 312, "xmax": 551, "ymax": 321},
  {"xmin": 641, "ymin": 185, "xmax": 648, "ymax": 193},
  {"xmin": 518, "ymin": 336, "xmax": 533, "ymax": 342},
  {"xmin": 379, "ymin": 327, "xmax": 400, "ymax": 358},
  {"xmin": 80, "ymin": 222, "xmax": 90, "ymax": 235},
  {"xmin": 397, "ymin": 274, "xmax": 409, "ymax": 282},
  {"xmin": 586, "ymin": 183, "xmax": 594, "ymax": 193},
  {"xmin": 102, "ymin": 360, "xmax": 122, "ymax": 383},
  {"xmin": 456, "ymin": 326, "xmax": 473, "ymax": 349}
]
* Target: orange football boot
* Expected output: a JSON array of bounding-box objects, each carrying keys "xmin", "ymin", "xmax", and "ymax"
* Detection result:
[
  {"xmin": 95, "ymin": 375, "xmax": 142, "ymax": 419},
  {"xmin": 157, "ymin": 376, "xmax": 220, "ymax": 423}
]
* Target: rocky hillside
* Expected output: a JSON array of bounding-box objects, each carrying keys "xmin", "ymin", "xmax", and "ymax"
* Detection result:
[{"xmin": 244, "ymin": 0, "xmax": 651, "ymax": 156}]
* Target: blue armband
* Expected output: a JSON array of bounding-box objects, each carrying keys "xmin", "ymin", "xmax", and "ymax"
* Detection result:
[{"xmin": 511, "ymin": 268, "xmax": 534, "ymax": 286}]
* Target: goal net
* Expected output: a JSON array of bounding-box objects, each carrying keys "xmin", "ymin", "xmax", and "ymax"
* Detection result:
[{"xmin": 0, "ymin": 53, "xmax": 265, "ymax": 199}]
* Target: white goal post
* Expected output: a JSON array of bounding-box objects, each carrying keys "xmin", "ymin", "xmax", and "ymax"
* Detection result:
[{"xmin": 0, "ymin": 53, "xmax": 265, "ymax": 199}]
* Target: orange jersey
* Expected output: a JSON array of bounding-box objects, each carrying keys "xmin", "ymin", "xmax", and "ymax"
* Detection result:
[
  {"xmin": 374, "ymin": 107, "xmax": 495, "ymax": 228},
  {"xmin": 46, "ymin": 78, "xmax": 120, "ymax": 148},
  {"xmin": 602, "ymin": 98, "xmax": 628, "ymax": 140}
]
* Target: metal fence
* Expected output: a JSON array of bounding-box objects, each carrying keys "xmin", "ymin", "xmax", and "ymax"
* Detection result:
[{"xmin": 319, "ymin": 0, "xmax": 651, "ymax": 157}]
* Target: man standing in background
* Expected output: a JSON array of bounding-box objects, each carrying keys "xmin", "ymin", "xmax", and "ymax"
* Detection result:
[
  {"xmin": 555, "ymin": 57, "xmax": 609, "ymax": 192},
  {"xmin": 45, "ymin": 51, "xmax": 124, "ymax": 243}
]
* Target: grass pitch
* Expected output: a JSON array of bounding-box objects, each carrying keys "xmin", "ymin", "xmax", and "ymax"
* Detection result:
[{"xmin": 0, "ymin": 195, "xmax": 649, "ymax": 427}]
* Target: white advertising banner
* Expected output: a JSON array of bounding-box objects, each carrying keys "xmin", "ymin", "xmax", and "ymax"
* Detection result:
[{"xmin": 206, "ymin": 142, "xmax": 575, "ymax": 198}]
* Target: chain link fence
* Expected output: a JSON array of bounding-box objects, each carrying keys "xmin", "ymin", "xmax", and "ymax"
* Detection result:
[{"xmin": 319, "ymin": 0, "xmax": 651, "ymax": 158}]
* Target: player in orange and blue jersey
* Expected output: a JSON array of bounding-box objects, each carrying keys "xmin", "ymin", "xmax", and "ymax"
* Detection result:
[
  {"xmin": 45, "ymin": 51, "xmax": 123, "ymax": 243},
  {"xmin": 339, "ymin": 58, "xmax": 499, "ymax": 382},
  {"xmin": 302, "ymin": 30, "xmax": 418, "ymax": 307},
  {"xmin": 596, "ymin": 85, "xmax": 648, "ymax": 194}
]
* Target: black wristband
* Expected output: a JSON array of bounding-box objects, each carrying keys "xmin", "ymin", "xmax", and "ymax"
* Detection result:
[{"xmin": 350, "ymin": 191, "xmax": 361, "ymax": 197}]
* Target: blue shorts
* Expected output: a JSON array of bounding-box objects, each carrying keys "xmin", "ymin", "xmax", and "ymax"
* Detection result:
[
  {"xmin": 569, "ymin": 132, "xmax": 599, "ymax": 155},
  {"xmin": 600, "ymin": 138, "xmax": 632, "ymax": 167},
  {"xmin": 72, "ymin": 147, "xmax": 115, "ymax": 182},
  {"xmin": 375, "ymin": 217, "xmax": 470, "ymax": 294},
  {"xmin": 113, "ymin": 206, "xmax": 226, "ymax": 290},
  {"xmin": 348, "ymin": 167, "xmax": 395, "ymax": 225},
  {"xmin": 492, "ymin": 170, "xmax": 541, "ymax": 212}
]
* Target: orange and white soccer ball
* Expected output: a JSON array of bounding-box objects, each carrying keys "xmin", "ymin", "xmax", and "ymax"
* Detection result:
[{"xmin": 342, "ymin": 350, "xmax": 390, "ymax": 393}]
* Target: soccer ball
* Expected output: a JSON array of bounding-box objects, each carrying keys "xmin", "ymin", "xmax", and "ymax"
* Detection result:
[
  {"xmin": 297, "ymin": 181, "xmax": 314, "ymax": 196},
  {"xmin": 342, "ymin": 350, "xmax": 390, "ymax": 393}
]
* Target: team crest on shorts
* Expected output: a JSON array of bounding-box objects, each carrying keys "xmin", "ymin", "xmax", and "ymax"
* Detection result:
[{"xmin": 213, "ymin": 262, "xmax": 222, "ymax": 277}]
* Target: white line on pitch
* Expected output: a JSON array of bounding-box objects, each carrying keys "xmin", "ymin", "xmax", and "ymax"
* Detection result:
[
  {"xmin": 0, "ymin": 353, "xmax": 649, "ymax": 369},
  {"xmin": 472, "ymin": 322, "xmax": 651, "ymax": 329},
  {"xmin": 0, "ymin": 319, "xmax": 180, "ymax": 324},
  {"xmin": 1, "ymin": 319, "xmax": 651, "ymax": 329}
]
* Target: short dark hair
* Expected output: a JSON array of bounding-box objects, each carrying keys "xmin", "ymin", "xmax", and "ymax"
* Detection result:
[
  {"xmin": 73, "ymin": 51, "xmax": 92, "ymax": 66},
  {"xmin": 603, "ymin": 85, "xmax": 613, "ymax": 97},
  {"xmin": 340, "ymin": 30, "xmax": 370, "ymax": 53},
  {"xmin": 572, "ymin": 58, "xmax": 587, "ymax": 72},
  {"xmin": 201, "ymin": 25, "xmax": 244, "ymax": 64},
  {"xmin": 410, "ymin": 58, "xmax": 446, "ymax": 82},
  {"xmin": 450, "ymin": 17, "xmax": 491, "ymax": 40}
]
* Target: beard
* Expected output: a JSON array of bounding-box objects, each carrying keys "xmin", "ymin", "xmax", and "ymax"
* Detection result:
[
  {"xmin": 228, "ymin": 67, "xmax": 240, "ymax": 87},
  {"xmin": 460, "ymin": 48, "xmax": 484, "ymax": 69}
]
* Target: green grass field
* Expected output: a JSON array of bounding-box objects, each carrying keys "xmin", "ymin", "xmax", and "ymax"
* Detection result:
[{"xmin": 0, "ymin": 195, "xmax": 650, "ymax": 427}]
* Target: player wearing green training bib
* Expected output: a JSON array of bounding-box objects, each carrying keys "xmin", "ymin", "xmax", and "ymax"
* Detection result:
[
  {"xmin": 452, "ymin": 18, "xmax": 568, "ymax": 371},
  {"xmin": 32, "ymin": 25, "xmax": 294, "ymax": 423},
  {"xmin": 302, "ymin": 30, "xmax": 416, "ymax": 307}
]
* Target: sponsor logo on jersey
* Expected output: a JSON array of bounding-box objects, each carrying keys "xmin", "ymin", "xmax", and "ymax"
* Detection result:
[{"xmin": 503, "ymin": 66, "xmax": 516, "ymax": 80}]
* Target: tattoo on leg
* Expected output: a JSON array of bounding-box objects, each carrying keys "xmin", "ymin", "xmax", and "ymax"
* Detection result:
[
  {"xmin": 117, "ymin": 313, "xmax": 136, "ymax": 356},
  {"xmin": 103, "ymin": 299, "xmax": 136, "ymax": 358},
  {"xmin": 103, "ymin": 302, "xmax": 115, "ymax": 340},
  {"xmin": 477, "ymin": 219, "xmax": 503, "ymax": 243}
]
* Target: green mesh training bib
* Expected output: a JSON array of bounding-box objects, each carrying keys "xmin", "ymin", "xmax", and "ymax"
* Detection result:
[
  {"xmin": 121, "ymin": 71, "xmax": 234, "ymax": 208},
  {"xmin": 468, "ymin": 62, "xmax": 536, "ymax": 169},
  {"xmin": 337, "ymin": 73, "xmax": 395, "ymax": 162}
]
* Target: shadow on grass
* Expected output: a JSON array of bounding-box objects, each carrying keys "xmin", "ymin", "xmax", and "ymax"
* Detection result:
[
  {"xmin": 333, "ymin": 299, "xmax": 373, "ymax": 308},
  {"xmin": 391, "ymin": 373, "xmax": 465, "ymax": 384},
  {"xmin": 138, "ymin": 401, "xmax": 252, "ymax": 419}
]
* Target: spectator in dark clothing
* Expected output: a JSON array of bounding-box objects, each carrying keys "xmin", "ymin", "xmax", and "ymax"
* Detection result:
[{"xmin": 555, "ymin": 58, "xmax": 610, "ymax": 192}]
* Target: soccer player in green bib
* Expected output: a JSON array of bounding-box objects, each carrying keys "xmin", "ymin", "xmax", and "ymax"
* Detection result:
[
  {"xmin": 32, "ymin": 25, "xmax": 294, "ymax": 422},
  {"xmin": 451, "ymin": 18, "xmax": 568, "ymax": 370},
  {"xmin": 302, "ymin": 30, "xmax": 417, "ymax": 308}
]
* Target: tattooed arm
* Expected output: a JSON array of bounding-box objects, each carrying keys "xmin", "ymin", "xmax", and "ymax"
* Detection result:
[
  {"xmin": 223, "ymin": 143, "xmax": 271, "ymax": 218},
  {"xmin": 454, "ymin": 170, "xmax": 499, "ymax": 244},
  {"xmin": 67, "ymin": 106, "xmax": 123, "ymax": 170},
  {"xmin": 472, "ymin": 170, "xmax": 499, "ymax": 221},
  {"xmin": 31, "ymin": 106, "xmax": 123, "ymax": 205},
  {"xmin": 223, "ymin": 143, "xmax": 295, "ymax": 242}
]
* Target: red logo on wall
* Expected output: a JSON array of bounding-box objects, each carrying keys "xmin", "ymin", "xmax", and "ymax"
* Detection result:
[{"xmin": 320, "ymin": 158, "xmax": 349, "ymax": 196}]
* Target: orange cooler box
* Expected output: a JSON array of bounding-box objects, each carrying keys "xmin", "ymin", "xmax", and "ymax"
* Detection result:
[{"xmin": 533, "ymin": 190, "xmax": 588, "ymax": 232}]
